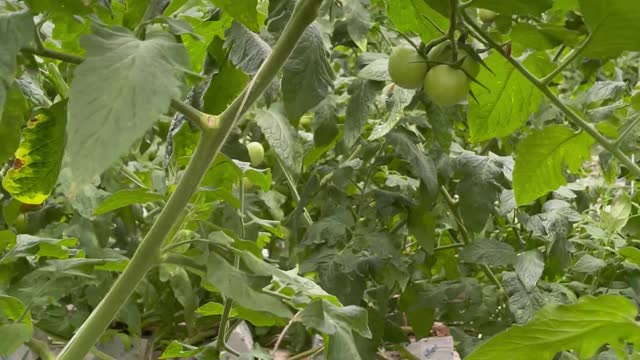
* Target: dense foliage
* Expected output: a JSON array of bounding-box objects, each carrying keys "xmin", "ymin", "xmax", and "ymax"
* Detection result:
[{"xmin": 2, "ymin": 0, "xmax": 640, "ymax": 359}]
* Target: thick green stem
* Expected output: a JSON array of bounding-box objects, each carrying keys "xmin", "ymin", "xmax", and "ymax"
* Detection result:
[
  {"xmin": 540, "ymin": 34, "xmax": 592, "ymax": 85},
  {"xmin": 448, "ymin": 0, "xmax": 459, "ymax": 61},
  {"xmin": 462, "ymin": 13, "xmax": 640, "ymax": 179},
  {"xmin": 170, "ymin": 99, "xmax": 216, "ymax": 130},
  {"xmin": 21, "ymin": 46, "xmax": 84, "ymax": 64},
  {"xmin": 289, "ymin": 346, "xmax": 324, "ymax": 360},
  {"xmin": 56, "ymin": 1, "xmax": 323, "ymax": 359}
]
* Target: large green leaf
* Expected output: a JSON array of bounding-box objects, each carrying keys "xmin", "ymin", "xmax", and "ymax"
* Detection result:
[
  {"xmin": 467, "ymin": 295, "xmax": 640, "ymax": 359},
  {"xmin": 469, "ymin": 53, "xmax": 544, "ymax": 142},
  {"xmin": 580, "ymin": 0, "xmax": 640, "ymax": 58},
  {"xmin": 0, "ymin": 83, "xmax": 29, "ymax": 164},
  {"xmin": 282, "ymin": 23, "xmax": 334, "ymax": 120},
  {"xmin": 255, "ymin": 104, "xmax": 304, "ymax": 175},
  {"xmin": 513, "ymin": 125, "xmax": 594, "ymax": 205},
  {"xmin": 67, "ymin": 25, "xmax": 189, "ymax": 185},
  {"xmin": 0, "ymin": 7, "xmax": 34, "ymax": 114},
  {"xmin": 473, "ymin": 0, "xmax": 552, "ymax": 15},
  {"xmin": 386, "ymin": 0, "xmax": 448, "ymax": 44},
  {"xmin": 0, "ymin": 323, "xmax": 32, "ymax": 356},
  {"xmin": 2, "ymin": 101, "xmax": 67, "ymax": 204},
  {"xmin": 204, "ymin": 252, "xmax": 292, "ymax": 318},
  {"xmin": 210, "ymin": 0, "xmax": 260, "ymax": 32},
  {"xmin": 94, "ymin": 188, "xmax": 165, "ymax": 215}
]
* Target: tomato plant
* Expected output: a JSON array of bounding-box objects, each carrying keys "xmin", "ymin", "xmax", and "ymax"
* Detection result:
[{"xmin": 3, "ymin": 0, "xmax": 640, "ymax": 359}]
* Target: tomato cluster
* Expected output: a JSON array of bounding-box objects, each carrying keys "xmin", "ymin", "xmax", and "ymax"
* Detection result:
[{"xmin": 387, "ymin": 39, "xmax": 481, "ymax": 106}]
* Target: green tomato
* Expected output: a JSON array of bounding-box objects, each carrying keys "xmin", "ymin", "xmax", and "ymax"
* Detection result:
[
  {"xmin": 427, "ymin": 41, "xmax": 480, "ymax": 78},
  {"xmin": 387, "ymin": 46, "xmax": 428, "ymax": 89},
  {"xmin": 423, "ymin": 65, "xmax": 470, "ymax": 107},
  {"xmin": 299, "ymin": 114, "xmax": 312, "ymax": 129},
  {"xmin": 242, "ymin": 177, "xmax": 254, "ymax": 191},
  {"xmin": 478, "ymin": 8, "xmax": 497, "ymax": 23},
  {"xmin": 246, "ymin": 141, "xmax": 264, "ymax": 167}
]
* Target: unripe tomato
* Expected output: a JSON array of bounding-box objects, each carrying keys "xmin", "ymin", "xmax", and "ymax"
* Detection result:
[
  {"xmin": 246, "ymin": 142, "xmax": 264, "ymax": 167},
  {"xmin": 387, "ymin": 46, "xmax": 428, "ymax": 89},
  {"xmin": 423, "ymin": 65, "xmax": 470, "ymax": 106},
  {"xmin": 478, "ymin": 8, "xmax": 497, "ymax": 23},
  {"xmin": 299, "ymin": 114, "xmax": 312, "ymax": 129},
  {"xmin": 242, "ymin": 177, "xmax": 254, "ymax": 191},
  {"xmin": 428, "ymin": 41, "xmax": 480, "ymax": 78}
]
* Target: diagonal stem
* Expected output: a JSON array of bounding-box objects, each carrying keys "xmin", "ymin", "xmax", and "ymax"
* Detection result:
[
  {"xmin": 461, "ymin": 12, "xmax": 640, "ymax": 179},
  {"xmin": 56, "ymin": 1, "xmax": 325, "ymax": 358}
]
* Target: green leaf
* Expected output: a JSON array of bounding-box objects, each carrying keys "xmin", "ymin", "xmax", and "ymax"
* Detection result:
[
  {"xmin": 210, "ymin": 0, "xmax": 259, "ymax": 32},
  {"xmin": 196, "ymin": 302, "xmax": 238, "ymax": 316},
  {"xmin": 94, "ymin": 188, "xmax": 165, "ymax": 215},
  {"xmin": 466, "ymin": 295, "xmax": 640, "ymax": 360},
  {"xmin": 67, "ymin": 26, "xmax": 189, "ymax": 185},
  {"xmin": 514, "ymin": 250, "xmax": 544, "ymax": 292},
  {"xmin": 473, "ymin": 0, "xmax": 552, "ymax": 15},
  {"xmin": 204, "ymin": 252, "xmax": 292, "ymax": 318},
  {"xmin": 618, "ymin": 247, "xmax": 640, "ymax": 265},
  {"xmin": 2, "ymin": 101, "xmax": 67, "ymax": 204},
  {"xmin": 357, "ymin": 58, "xmax": 390, "ymax": 82},
  {"xmin": 240, "ymin": 250, "xmax": 339, "ymax": 304},
  {"xmin": 368, "ymin": 86, "xmax": 412, "ymax": 140},
  {"xmin": 0, "ymin": 295, "xmax": 27, "ymax": 321},
  {"xmin": 160, "ymin": 340, "xmax": 203, "ymax": 359},
  {"xmin": 513, "ymin": 125, "xmax": 594, "ymax": 205},
  {"xmin": 255, "ymin": 104, "xmax": 304, "ymax": 175},
  {"xmin": 344, "ymin": 79, "xmax": 382, "ymax": 148},
  {"xmin": 225, "ymin": 21, "xmax": 271, "ymax": 75},
  {"xmin": 203, "ymin": 37, "xmax": 249, "ymax": 114},
  {"xmin": 343, "ymin": 0, "xmax": 371, "ymax": 51},
  {"xmin": 408, "ymin": 206, "xmax": 436, "ymax": 253},
  {"xmin": 580, "ymin": 0, "xmax": 640, "ymax": 58},
  {"xmin": 601, "ymin": 192, "xmax": 632, "ymax": 234},
  {"xmin": 325, "ymin": 324, "xmax": 363, "ymax": 360},
  {"xmin": 299, "ymin": 299, "xmax": 372, "ymax": 338},
  {"xmin": 0, "ymin": 323, "xmax": 32, "ymax": 356},
  {"xmin": 0, "ymin": 7, "xmax": 34, "ymax": 114},
  {"xmin": 182, "ymin": 14, "xmax": 232, "ymax": 73},
  {"xmin": 387, "ymin": 0, "xmax": 448, "ymax": 44},
  {"xmin": 282, "ymin": 23, "xmax": 334, "ymax": 120},
  {"xmin": 459, "ymin": 239, "xmax": 516, "ymax": 266},
  {"xmin": 385, "ymin": 131, "xmax": 438, "ymax": 200},
  {"xmin": 0, "ymin": 83, "xmax": 29, "ymax": 164},
  {"xmin": 572, "ymin": 254, "xmax": 607, "ymax": 274},
  {"xmin": 469, "ymin": 53, "xmax": 544, "ymax": 142}
]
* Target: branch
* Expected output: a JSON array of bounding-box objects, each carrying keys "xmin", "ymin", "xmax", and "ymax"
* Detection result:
[
  {"xmin": 56, "ymin": 2, "xmax": 324, "ymax": 359},
  {"xmin": 448, "ymin": 0, "xmax": 459, "ymax": 62},
  {"xmin": 540, "ymin": 34, "xmax": 592, "ymax": 85},
  {"xmin": 21, "ymin": 46, "xmax": 84, "ymax": 64},
  {"xmin": 170, "ymin": 99, "xmax": 217, "ymax": 130},
  {"xmin": 462, "ymin": 13, "xmax": 640, "ymax": 179},
  {"xmin": 289, "ymin": 346, "xmax": 324, "ymax": 360}
]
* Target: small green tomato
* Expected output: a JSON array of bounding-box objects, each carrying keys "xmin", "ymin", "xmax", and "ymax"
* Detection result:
[
  {"xmin": 246, "ymin": 141, "xmax": 265, "ymax": 167},
  {"xmin": 423, "ymin": 65, "xmax": 470, "ymax": 107},
  {"xmin": 387, "ymin": 46, "xmax": 428, "ymax": 89}
]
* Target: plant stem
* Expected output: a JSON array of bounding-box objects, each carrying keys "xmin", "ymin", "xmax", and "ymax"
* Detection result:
[
  {"xmin": 56, "ymin": 1, "xmax": 324, "ymax": 358},
  {"xmin": 439, "ymin": 186, "xmax": 504, "ymax": 292},
  {"xmin": 462, "ymin": 13, "xmax": 640, "ymax": 179},
  {"xmin": 21, "ymin": 46, "xmax": 84, "ymax": 64},
  {"xmin": 289, "ymin": 346, "xmax": 324, "ymax": 360},
  {"xmin": 540, "ymin": 34, "xmax": 591, "ymax": 85},
  {"xmin": 26, "ymin": 339, "xmax": 56, "ymax": 360},
  {"xmin": 448, "ymin": 0, "xmax": 459, "ymax": 62},
  {"xmin": 170, "ymin": 99, "xmax": 216, "ymax": 130},
  {"xmin": 276, "ymin": 156, "xmax": 313, "ymax": 225},
  {"xmin": 271, "ymin": 312, "xmax": 299, "ymax": 354},
  {"xmin": 434, "ymin": 243, "xmax": 465, "ymax": 251},
  {"xmin": 614, "ymin": 115, "xmax": 640, "ymax": 147}
]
